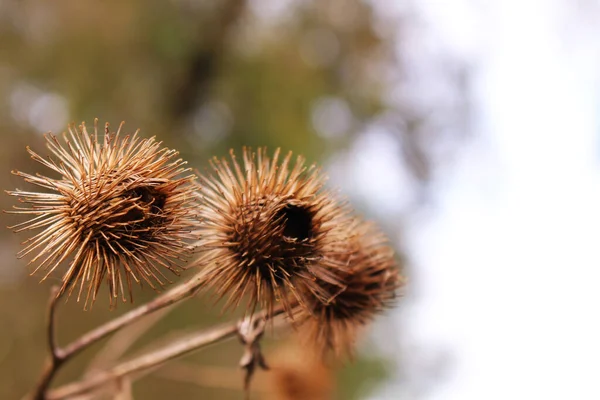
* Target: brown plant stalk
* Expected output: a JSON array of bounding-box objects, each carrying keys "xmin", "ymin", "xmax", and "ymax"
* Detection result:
[
  {"xmin": 46, "ymin": 307, "xmax": 285, "ymax": 399},
  {"xmin": 29, "ymin": 278, "xmax": 286, "ymax": 400},
  {"xmin": 28, "ymin": 269, "xmax": 209, "ymax": 400}
]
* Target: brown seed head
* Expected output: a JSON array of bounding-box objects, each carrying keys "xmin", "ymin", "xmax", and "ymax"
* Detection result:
[
  {"xmin": 195, "ymin": 147, "xmax": 355, "ymax": 317},
  {"xmin": 5, "ymin": 120, "xmax": 199, "ymax": 308},
  {"xmin": 300, "ymin": 220, "xmax": 404, "ymax": 357}
]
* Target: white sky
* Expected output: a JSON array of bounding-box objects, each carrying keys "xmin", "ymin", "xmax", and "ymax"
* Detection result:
[{"xmin": 361, "ymin": 0, "xmax": 600, "ymax": 399}]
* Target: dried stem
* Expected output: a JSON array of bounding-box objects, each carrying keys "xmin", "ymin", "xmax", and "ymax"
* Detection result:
[
  {"xmin": 85, "ymin": 306, "xmax": 176, "ymax": 373},
  {"xmin": 62, "ymin": 270, "xmax": 208, "ymax": 358},
  {"xmin": 27, "ymin": 270, "xmax": 209, "ymax": 400},
  {"xmin": 31, "ymin": 287, "xmax": 63, "ymax": 400},
  {"xmin": 46, "ymin": 306, "xmax": 286, "ymax": 399}
]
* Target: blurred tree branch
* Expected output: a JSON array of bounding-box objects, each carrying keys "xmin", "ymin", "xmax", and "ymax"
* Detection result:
[{"xmin": 169, "ymin": 0, "xmax": 247, "ymax": 122}]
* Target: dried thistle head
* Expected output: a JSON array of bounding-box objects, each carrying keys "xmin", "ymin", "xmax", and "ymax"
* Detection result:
[
  {"xmin": 300, "ymin": 220, "xmax": 404, "ymax": 357},
  {"xmin": 195, "ymin": 147, "xmax": 354, "ymax": 317},
  {"xmin": 6, "ymin": 120, "xmax": 199, "ymax": 308}
]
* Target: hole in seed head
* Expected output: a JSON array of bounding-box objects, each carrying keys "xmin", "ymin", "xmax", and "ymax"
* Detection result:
[
  {"xmin": 120, "ymin": 186, "xmax": 166, "ymax": 223},
  {"xmin": 132, "ymin": 187, "xmax": 166, "ymax": 212},
  {"xmin": 276, "ymin": 204, "xmax": 313, "ymax": 241}
]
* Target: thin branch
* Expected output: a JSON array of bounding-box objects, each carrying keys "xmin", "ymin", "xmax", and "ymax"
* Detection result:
[
  {"xmin": 84, "ymin": 306, "xmax": 175, "ymax": 374},
  {"xmin": 30, "ymin": 286, "xmax": 64, "ymax": 400},
  {"xmin": 46, "ymin": 306, "xmax": 287, "ymax": 400},
  {"xmin": 114, "ymin": 377, "xmax": 133, "ymax": 400},
  {"xmin": 61, "ymin": 269, "xmax": 209, "ymax": 359},
  {"xmin": 26, "ymin": 270, "xmax": 209, "ymax": 400}
]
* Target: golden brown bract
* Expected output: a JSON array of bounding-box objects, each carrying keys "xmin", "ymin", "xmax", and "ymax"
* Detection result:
[
  {"xmin": 195, "ymin": 147, "xmax": 355, "ymax": 317},
  {"xmin": 6, "ymin": 120, "xmax": 199, "ymax": 308},
  {"xmin": 300, "ymin": 220, "xmax": 404, "ymax": 358}
]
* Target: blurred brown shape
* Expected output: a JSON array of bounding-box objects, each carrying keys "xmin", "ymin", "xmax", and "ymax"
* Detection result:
[
  {"xmin": 299, "ymin": 219, "xmax": 404, "ymax": 357},
  {"xmin": 267, "ymin": 341, "xmax": 334, "ymax": 400}
]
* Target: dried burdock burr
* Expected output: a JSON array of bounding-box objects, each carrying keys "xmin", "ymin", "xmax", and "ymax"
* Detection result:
[
  {"xmin": 300, "ymin": 220, "xmax": 404, "ymax": 357},
  {"xmin": 5, "ymin": 120, "xmax": 199, "ymax": 308},
  {"xmin": 195, "ymin": 147, "xmax": 355, "ymax": 317}
]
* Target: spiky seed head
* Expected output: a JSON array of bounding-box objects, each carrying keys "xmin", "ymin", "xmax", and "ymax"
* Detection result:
[
  {"xmin": 5, "ymin": 120, "xmax": 200, "ymax": 308},
  {"xmin": 299, "ymin": 220, "xmax": 404, "ymax": 357},
  {"xmin": 195, "ymin": 147, "xmax": 355, "ymax": 317}
]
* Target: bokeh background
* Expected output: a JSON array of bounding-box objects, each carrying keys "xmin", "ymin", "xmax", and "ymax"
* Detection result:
[{"xmin": 1, "ymin": 1, "xmax": 600, "ymax": 399}]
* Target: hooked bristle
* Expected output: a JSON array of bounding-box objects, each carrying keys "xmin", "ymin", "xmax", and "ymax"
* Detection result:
[
  {"xmin": 6, "ymin": 119, "xmax": 200, "ymax": 308},
  {"xmin": 194, "ymin": 147, "xmax": 355, "ymax": 318},
  {"xmin": 298, "ymin": 220, "xmax": 404, "ymax": 358}
]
